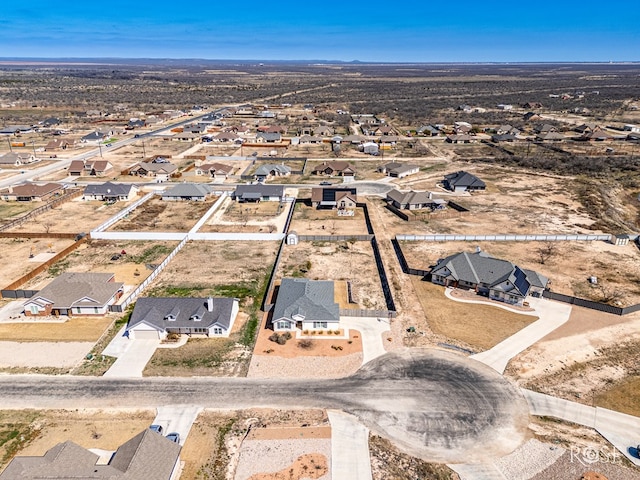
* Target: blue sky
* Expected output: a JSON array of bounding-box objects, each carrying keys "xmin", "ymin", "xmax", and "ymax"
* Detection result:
[{"xmin": 1, "ymin": 1, "xmax": 638, "ymax": 62}]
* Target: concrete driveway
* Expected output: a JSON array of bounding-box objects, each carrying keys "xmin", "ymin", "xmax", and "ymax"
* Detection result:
[
  {"xmin": 328, "ymin": 410, "xmax": 372, "ymax": 480},
  {"xmin": 151, "ymin": 406, "xmax": 203, "ymax": 446},
  {"xmin": 470, "ymin": 297, "xmax": 572, "ymax": 373},
  {"xmin": 340, "ymin": 316, "xmax": 390, "ymax": 364},
  {"xmin": 103, "ymin": 338, "xmax": 160, "ymax": 378}
]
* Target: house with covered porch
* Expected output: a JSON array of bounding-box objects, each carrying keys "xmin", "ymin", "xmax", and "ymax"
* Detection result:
[{"xmin": 271, "ymin": 278, "xmax": 340, "ymax": 332}]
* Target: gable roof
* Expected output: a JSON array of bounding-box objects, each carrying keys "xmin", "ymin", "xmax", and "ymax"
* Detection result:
[
  {"xmin": 311, "ymin": 187, "xmax": 358, "ymax": 204},
  {"xmin": 381, "ymin": 162, "xmax": 419, "ymax": 175},
  {"xmin": 3, "ymin": 182, "xmax": 62, "ymax": 198},
  {"xmin": 443, "ymin": 171, "xmax": 485, "ymax": 189},
  {"xmin": 234, "ymin": 184, "xmax": 284, "ymax": 199},
  {"xmin": 131, "ymin": 162, "xmax": 177, "ymax": 174},
  {"xmin": 254, "ymin": 164, "xmax": 291, "ymax": 176},
  {"xmin": 198, "ymin": 162, "xmax": 233, "ymax": 174},
  {"xmin": 26, "ymin": 272, "xmax": 123, "ymax": 310},
  {"xmin": 0, "ymin": 429, "xmax": 180, "ymax": 479},
  {"xmin": 387, "ymin": 189, "xmax": 445, "ymax": 207},
  {"xmin": 272, "ymin": 278, "xmax": 339, "ymax": 323},
  {"xmin": 128, "ymin": 297, "xmax": 237, "ymax": 332},
  {"xmin": 84, "ymin": 182, "xmax": 135, "ymax": 197},
  {"xmin": 311, "ymin": 161, "xmax": 356, "ymax": 174},
  {"xmin": 162, "ymin": 183, "xmax": 212, "ymax": 198}
]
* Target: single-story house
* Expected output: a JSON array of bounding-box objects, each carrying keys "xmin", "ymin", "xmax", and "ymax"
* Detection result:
[
  {"xmin": 523, "ymin": 112, "xmax": 542, "ymax": 122},
  {"xmin": 299, "ymin": 135, "xmax": 323, "ymax": 144},
  {"xmin": 536, "ymin": 132, "xmax": 565, "ymax": 142},
  {"xmin": 127, "ymin": 118, "xmax": 146, "ymax": 129},
  {"xmin": 23, "ymin": 272, "xmax": 124, "ymax": 316},
  {"xmin": 442, "ymin": 171, "xmax": 486, "ymax": 192},
  {"xmin": 445, "ymin": 134, "xmax": 475, "ymax": 144},
  {"xmin": 129, "ymin": 162, "xmax": 178, "ymax": 182},
  {"xmin": 386, "ymin": 189, "xmax": 446, "ymax": 211},
  {"xmin": 0, "ymin": 125, "xmax": 33, "ymax": 135},
  {"xmin": 41, "ymin": 117, "xmax": 62, "ymax": 127},
  {"xmin": 271, "ymin": 278, "xmax": 340, "ymax": 332},
  {"xmin": 378, "ymin": 162, "xmax": 419, "ymax": 178},
  {"xmin": 429, "ymin": 251, "xmax": 548, "ymax": 306},
  {"xmin": 195, "ymin": 162, "xmax": 233, "ymax": 178},
  {"xmin": 68, "ymin": 159, "xmax": 113, "ymax": 177},
  {"xmin": 0, "ymin": 429, "xmax": 181, "ymax": 480},
  {"xmin": 44, "ymin": 138, "xmax": 73, "ymax": 151},
  {"xmin": 256, "ymin": 132, "xmax": 281, "ymax": 143},
  {"xmin": 342, "ymin": 134, "xmax": 366, "ymax": 144},
  {"xmin": 313, "ymin": 126, "xmax": 334, "ymax": 137},
  {"xmin": 254, "ymin": 164, "xmax": 291, "ymax": 182},
  {"xmin": 311, "ymin": 187, "xmax": 358, "ymax": 210},
  {"xmin": 213, "ymin": 132, "xmax": 243, "ymax": 143},
  {"xmin": 360, "ymin": 142, "xmax": 379, "ymax": 155},
  {"xmin": 311, "ymin": 161, "xmax": 356, "ymax": 177},
  {"xmin": 534, "ymin": 124, "xmax": 558, "ymax": 134},
  {"xmin": 127, "ymin": 297, "xmax": 239, "ymax": 339},
  {"xmin": 162, "ymin": 183, "xmax": 213, "ymax": 201},
  {"xmin": 491, "ymin": 133, "xmax": 518, "ymax": 143},
  {"xmin": 2, "ymin": 182, "xmax": 64, "ymax": 202},
  {"xmin": 0, "ymin": 152, "xmax": 36, "ymax": 166},
  {"xmin": 233, "ymin": 184, "xmax": 285, "ymax": 203},
  {"xmin": 496, "ymin": 125, "xmax": 520, "ymax": 136},
  {"xmin": 80, "ymin": 131, "xmax": 111, "ymax": 144},
  {"xmin": 83, "ymin": 182, "xmax": 138, "ymax": 201},
  {"xmin": 417, "ymin": 125, "xmax": 441, "ymax": 136}
]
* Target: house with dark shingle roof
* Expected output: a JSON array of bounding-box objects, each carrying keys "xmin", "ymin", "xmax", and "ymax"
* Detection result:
[
  {"xmin": 23, "ymin": 272, "xmax": 124, "ymax": 316},
  {"xmin": 68, "ymin": 159, "xmax": 113, "ymax": 177},
  {"xmin": 272, "ymin": 278, "xmax": 340, "ymax": 331},
  {"xmin": 386, "ymin": 189, "xmax": 446, "ymax": 211},
  {"xmin": 127, "ymin": 297, "xmax": 239, "ymax": 339},
  {"xmin": 311, "ymin": 161, "xmax": 356, "ymax": 177},
  {"xmin": 233, "ymin": 184, "xmax": 284, "ymax": 203},
  {"xmin": 0, "ymin": 429, "xmax": 181, "ymax": 480},
  {"xmin": 83, "ymin": 182, "xmax": 138, "ymax": 201},
  {"xmin": 0, "ymin": 152, "xmax": 36, "ymax": 166},
  {"xmin": 430, "ymin": 251, "xmax": 548, "ymax": 306},
  {"xmin": 128, "ymin": 162, "xmax": 177, "ymax": 182},
  {"xmin": 311, "ymin": 187, "xmax": 358, "ymax": 210},
  {"xmin": 161, "ymin": 183, "xmax": 213, "ymax": 202},
  {"xmin": 442, "ymin": 171, "xmax": 486, "ymax": 192},
  {"xmin": 253, "ymin": 164, "xmax": 291, "ymax": 182}
]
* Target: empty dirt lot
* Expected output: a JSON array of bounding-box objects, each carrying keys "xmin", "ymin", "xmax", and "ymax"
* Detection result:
[
  {"xmin": 399, "ymin": 239, "xmax": 640, "ymax": 306},
  {"xmin": 289, "ymin": 202, "xmax": 370, "ymax": 236},
  {"xmin": 0, "ymin": 237, "xmax": 75, "ymax": 286},
  {"xmin": 109, "ymin": 196, "xmax": 216, "ymax": 232}
]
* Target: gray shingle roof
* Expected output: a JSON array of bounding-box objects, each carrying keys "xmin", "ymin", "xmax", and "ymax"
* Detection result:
[
  {"xmin": 234, "ymin": 184, "xmax": 284, "ymax": 199},
  {"xmin": 386, "ymin": 189, "xmax": 445, "ymax": 207},
  {"xmin": 162, "ymin": 183, "xmax": 212, "ymax": 198},
  {"xmin": 84, "ymin": 182, "xmax": 134, "ymax": 197},
  {"xmin": 272, "ymin": 278, "xmax": 339, "ymax": 324},
  {"xmin": 443, "ymin": 171, "xmax": 485, "ymax": 189},
  {"xmin": 27, "ymin": 272, "xmax": 123, "ymax": 310},
  {"xmin": 254, "ymin": 164, "xmax": 291, "ymax": 176},
  {"xmin": 127, "ymin": 297, "xmax": 237, "ymax": 331}
]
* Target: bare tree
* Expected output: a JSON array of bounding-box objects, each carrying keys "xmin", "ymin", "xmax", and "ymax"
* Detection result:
[{"xmin": 536, "ymin": 242, "xmax": 558, "ymax": 265}]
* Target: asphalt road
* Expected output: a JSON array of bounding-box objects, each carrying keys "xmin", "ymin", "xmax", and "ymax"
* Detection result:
[{"xmin": 0, "ymin": 348, "xmax": 529, "ymax": 463}]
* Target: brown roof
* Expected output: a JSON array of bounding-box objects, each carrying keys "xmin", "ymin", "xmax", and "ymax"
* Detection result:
[
  {"xmin": 199, "ymin": 162, "xmax": 232, "ymax": 174},
  {"xmin": 312, "ymin": 161, "xmax": 356, "ymax": 174},
  {"xmin": 6, "ymin": 183, "xmax": 63, "ymax": 198}
]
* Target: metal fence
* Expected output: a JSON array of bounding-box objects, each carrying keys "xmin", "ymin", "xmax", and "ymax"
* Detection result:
[
  {"xmin": 298, "ymin": 235, "xmax": 373, "ymax": 242},
  {"xmin": 0, "ymin": 289, "xmax": 38, "ymax": 299},
  {"xmin": 542, "ymin": 290, "xmax": 640, "ymax": 316},
  {"xmin": 397, "ymin": 234, "xmax": 612, "ymax": 242}
]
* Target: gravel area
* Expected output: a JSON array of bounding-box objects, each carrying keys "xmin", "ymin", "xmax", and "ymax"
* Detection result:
[
  {"xmin": 530, "ymin": 451, "xmax": 640, "ymax": 480},
  {"xmin": 247, "ymin": 352, "xmax": 363, "ymax": 379},
  {"xmin": 0, "ymin": 341, "xmax": 93, "ymax": 368},
  {"xmin": 235, "ymin": 438, "xmax": 331, "ymax": 480},
  {"xmin": 495, "ymin": 439, "xmax": 565, "ymax": 480}
]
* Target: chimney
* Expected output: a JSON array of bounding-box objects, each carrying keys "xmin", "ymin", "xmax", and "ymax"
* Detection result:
[
  {"xmin": 207, "ymin": 297, "xmax": 214, "ymax": 312},
  {"xmin": 428, "ymin": 191, "xmax": 432, "ymax": 199}
]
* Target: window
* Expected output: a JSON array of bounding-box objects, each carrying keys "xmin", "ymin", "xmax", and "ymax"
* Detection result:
[
  {"xmin": 277, "ymin": 321, "xmax": 290, "ymax": 330},
  {"xmin": 93, "ymin": 307, "xmax": 99, "ymax": 314},
  {"xmin": 313, "ymin": 322, "xmax": 328, "ymax": 329},
  {"xmin": 76, "ymin": 307, "xmax": 82, "ymax": 314},
  {"xmin": 30, "ymin": 305, "xmax": 39, "ymax": 314},
  {"xmin": 213, "ymin": 327, "xmax": 223, "ymax": 335}
]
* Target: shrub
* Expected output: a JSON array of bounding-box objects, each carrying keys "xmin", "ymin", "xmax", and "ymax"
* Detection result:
[
  {"xmin": 282, "ymin": 331, "xmax": 292, "ymax": 340},
  {"xmin": 302, "ymin": 330, "xmax": 309, "ymax": 335},
  {"xmin": 327, "ymin": 330, "xmax": 333, "ymax": 335},
  {"xmin": 276, "ymin": 335, "xmax": 287, "ymax": 345},
  {"xmin": 268, "ymin": 333, "xmax": 280, "ymax": 343},
  {"xmin": 298, "ymin": 339, "xmax": 314, "ymax": 349},
  {"xmin": 333, "ymin": 330, "xmax": 340, "ymax": 335}
]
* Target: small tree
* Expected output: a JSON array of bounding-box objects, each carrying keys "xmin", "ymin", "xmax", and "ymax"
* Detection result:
[{"xmin": 536, "ymin": 242, "xmax": 558, "ymax": 265}]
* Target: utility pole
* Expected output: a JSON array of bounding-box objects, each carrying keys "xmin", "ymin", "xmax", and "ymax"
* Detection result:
[
  {"xmin": 98, "ymin": 143, "xmax": 103, "ymax": 158},
  {"xmin": 141, "ymin": 141, "xmax": 146, "ymax": 159},
  {"xmin": 7, "ymin": 139, "xmax": 12, "ymax": 152}
]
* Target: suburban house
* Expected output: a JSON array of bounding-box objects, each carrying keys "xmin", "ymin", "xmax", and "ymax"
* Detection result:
[
  {"xmin": 0, "ymin": 152, "xmax": 37, "ymax": 166},
  {"xmin": 68, "ymin": 159, "xmax": 113, "ymax": 177},
  {"xmin": 44, "ymin": 138, "xmax": 73, "ymax": 151},
  {"xmin": 254, "ymin": 164, "xmax": 291, "ymax": 182},
  {"xmin": 299, "ymin": 135, "xmax": 323, "ymax": 144},
  {"xmin": 311, "ymin": 161, "xmax": 356, "ymax": 177},
  {"xmin": 129, "ymin": 161, "xmax": 178, "ymax": 182},
  {"xmin": 417, "ymin": 125, "xmax": 441, "ymax": 137},
  {"xmin": 360, "ymin": 142, "xmax": 379, "ymax": 155},
  {"xmin": 443, "ymin": 171, "xmax": 486, "ymax": 192},
  {"xmin": 195, "ymin": 162, "xmax": 233, "ymax": 178},
  {"xmin": 536, "ymin": 131, "xmax": 565, "ymax": 142},
  {"xmin": 83, "ymin": 182, "xmax": 138, "ymax": 201},
  {"xmin": 213, "ymin": 132, "xmax": 243, "ymax": 143},
  {"xmin": 256, "ymin": 132, "xmax": 282, "ymax": 143},
  {"xmin": 386, "ymin": 189, "xmax": 446, "ymax": 211},
  {"xmin": 162, "ymin": 183, "xmax": 213, "ymax": 201},
  {"xmin": 491, "ymin": 133, "xmax": 518, "ymax": 143},
  {"xmin": 523, "ymin": 112, "xmax": 542, "ymax": 122},
  {"xmin": 126, "ymin": 296, "xmax": 239, "ymax": 339},
  {"xmin": 445, "ymin": 134, "xmax": 476, "ymax": 144},
  {"xmin": 80, "ymin": 131, "xmax": 111, "ymax": 144},
  {"xmin": 233, "ymin": 184, "xmax": 285, "ymax": 203},
  {"xmin": 1, "ymin": 182, "xmax": 64, "ymax": 202},
  {"xmin": 0, "ymin": 429, "xmax": 181, "ymax": 480},
  {"xmin": 271, "ymin": 278, "xmax": 340, "ymax": 332},
  {"xmin": 377, "ymin": 162, "xmax": 419, "ymax": 178},
  {"xmin": 41, "ymin": 117, "xmax": 62, "ymax": 127},
  {"xmin": 429, "ymin": 251, "xmax": 548, "ymax": 306},
  {"xmin": 496, "ymin": 125, "xmax": 520, "ymax": 136},
  {"xmin": 126, "ymin": 118, "xmax": 146, "ymax": 129},
  {"xmin": 23, "ymin": 272, "xmax": 124, "ymax": 316},
  {"xmin": 311, "ymin": 187, "xmax": 358, "ymax": 212},
  {"xmin": 313, "ymin": 126, "xmax": 334, "ymax": 137}
]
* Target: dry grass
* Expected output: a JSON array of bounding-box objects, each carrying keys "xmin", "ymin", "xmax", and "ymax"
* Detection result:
[
  {"xmin": 410, "ymin": 277, "xmax": 538, "ymax": 351},
  {"xmin": 109, "ymin": 197, "xmax": 215, "ymax": 232},
  {"xmin": 0, "ymin": 316, "xmax": 114, "ymax": 342},
  {"xmin": 595, "ymin": 376, "xmax": 640, "ymax": 417},
  {"xmin": 289, "ymin": 203, "xmax": 369, "ymax": 236}
]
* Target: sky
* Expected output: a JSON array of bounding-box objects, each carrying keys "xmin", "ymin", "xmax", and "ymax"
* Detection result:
[{"xmin": 0, "ymin": 1, "xmax": 638, "ymax": 62}]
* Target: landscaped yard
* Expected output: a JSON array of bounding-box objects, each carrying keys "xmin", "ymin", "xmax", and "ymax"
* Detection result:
[
  {"xmin": 411, "ymin": 277, "xmax": 538, "ymax": 351},
  {"xmin": 0, "ymin": 316, "xmax": 114, "ymax": 342}
]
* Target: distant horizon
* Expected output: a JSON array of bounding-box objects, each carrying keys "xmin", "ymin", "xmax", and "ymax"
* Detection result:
[{"xmin": 1, "ymin": 1, "xmax": 638, "ymax": 63}]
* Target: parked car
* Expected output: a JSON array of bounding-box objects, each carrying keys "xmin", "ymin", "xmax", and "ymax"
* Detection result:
[
  {"xmin": 149, "ymin": 424, "xmax": 163, "ymax": 435},
  {"xmin": 319, "ymin": 181, "xmax": 332, "ymax": 185},
  {"xmin": 166, "ymin": 432, "xmax": 180, "ymax": 443}
]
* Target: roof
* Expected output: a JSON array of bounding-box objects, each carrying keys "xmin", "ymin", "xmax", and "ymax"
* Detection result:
[
  {"xmin": 234, "ymin": 184, "xmax": 284, "ymax": 199},
  {"xmin": 128, "ymin": 297, "xmax": 237, "ymax": 331},
  {"xmin": 162, "ymin": 183, "xmax": 212, "ymax": 198},
  {"xmin": 0, "ymin": 429, "xmax": 180, "ymax": 479},
  {"xmin": 381, "ymin": 162, "xmax": 419, "ymax": 175},
  {"xmin": 4, "ymin": 182, "xmax": 62, "ymax": 197},
  {"xmin": 84, "ymin": 182, "xmax": 134, "ymax": 197},
  {"xmin": 131, "ymin": 162, "xmax": 177, "ymax": 174},
  {"xmin": 311, "ymin": 187, "xmax": 358, "ymax": 204},
  {"xmin": 443, "ymin": 171, "xmax": 485, "ymax": 189},
  {"xmin": 272, "ymin": 278, "xmax": 339, "ymax": 323},
  {"xmin": 256, "ymin": 132, "xmax": 281, "ymax": 141},
  {"xmin": 199, "ymin": 162, "xmax": 232, "ymax": 174},
  {"xmin": 311, "ymin": 161, "xmax": 355, "ymax": 173},
  {"xmin": 81, "ymin": 131, "xmax": 107, "ymax": 141},
  {"xmin": 387, "ymin": 189, "xmax": 445, "ymax": 206},
  {"xmin": 254, "ymin": 164, "xmax": 291, "ymax": 176},
  {"xmin": 26, "ymin": 272, "xmax": 123, "ymax": 310}
]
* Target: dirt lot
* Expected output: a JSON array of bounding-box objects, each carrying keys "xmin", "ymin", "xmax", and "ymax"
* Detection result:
[
  {"xmin": 109, "ymin": 196, "xmax": 216, "ymax": 232},
  {"xmin": 0, "ymin": 409, "xmax": 155, "ymax": 474},
  {"xmin": 4, "ymin": 196, "xmax": 131, "ymax": 234},
  {"xmin": 0, "ymin": 202, "xmax": 39, "ymax": 225},
  {"xmin": 0, "ymin": 237, "xmax": 75, "ymax": 286},
  {"xmin": 399, "ymin": 239, "xmax": 640, "ymax": 306},
  {"xmin": 278, "ymin": 240, "xmax": 386, "ymax": 310},
  {"xmin": 289, "ymin": 202, "xmax": 370, "ymax": 236},
  {"xmin": 0, "ymin": 316, "xmax": 113, "ymax": 342},
  {"xmin": 21, "ymin": 240, "xmax": 176, "ymax": 290},
  {"xmin": 198, "ymin": 197, "xmax": 289, "ymax": 233},
  {"xmin": 150, "ymin": 240, "xmax": 279, "ymax": 292}
]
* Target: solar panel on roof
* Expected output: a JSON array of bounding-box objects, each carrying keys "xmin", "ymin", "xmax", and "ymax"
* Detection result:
[{"xmin": 513, "ymin": 267, "xmax": 530, "ymax": 295}]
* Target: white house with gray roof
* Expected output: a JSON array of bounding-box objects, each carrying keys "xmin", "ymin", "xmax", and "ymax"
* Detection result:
[
  {"xmin": 386, "ymin": 189, "xmax": 446, "ymax": 211},
  {"xmin": 83, "ymin": 182, "xmax": 138, "ymax": 201},
  {"xmin": 126, "ymin": 297, "xmax": 239, "ymax": 339},
  {"xmin": 272, "ymin": 278, "xmax": 340, "ymax": 331},
  {"xmin": 0, "ymin": 429, "xmax": 180, "ymax": 480},
  {"xmin": 430, "ymin": 251, "xmax": 548, "ymax": 306},
  {"xmin": 161, "ymin": 183, "xmax": 213, "ymax": 202},
  {"xmin": 254, "ymin": 164, "xmax": 291, "ymax": 182},
  {"xmin": 23, "ymin": 272, "xmax": 124, "ymax": 316},
  {"xmin": 233, "ymin": 184, "xmax": 284, "ymax": 203},
  {"xmin": 378, "ymin": 162, "xmax": 420, "ymax": 178}
]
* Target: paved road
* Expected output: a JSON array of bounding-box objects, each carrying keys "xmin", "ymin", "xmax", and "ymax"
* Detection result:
[{"xmin": 0, "ymin": 349, "xmax": 528, "ymax": 464}]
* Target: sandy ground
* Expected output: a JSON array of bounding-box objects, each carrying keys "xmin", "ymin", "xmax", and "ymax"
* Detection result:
[
  {"xmin": 0, "ymin": 341, "xmax": 94, "ymax": 368},
  {"xmin": 0, "ymin": 237, "xmax": 75, "ymax": 286},
  {"xmin": 199, "ymin": 195, "xmax": 293, "ymax": 233},
  {"xmin": 289, "ymin": 203, "xmax": 370, "ymax": 236}
]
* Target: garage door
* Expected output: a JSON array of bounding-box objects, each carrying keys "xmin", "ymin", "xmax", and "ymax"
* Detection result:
[{"xmin": 132, "ymin": 330, "xmax": 160, "ymax": 340}]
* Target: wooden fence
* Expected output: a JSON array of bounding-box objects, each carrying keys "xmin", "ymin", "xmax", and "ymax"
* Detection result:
[
  {"xmin": 0, "ymin": 189, "xmax": 83, "ymax": 232},
  {"xmin": 0, "ymin": 232, "xmax": 79, "ymax": 239}
]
